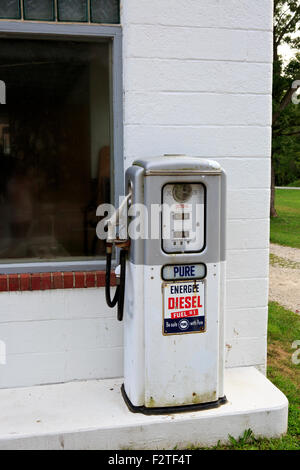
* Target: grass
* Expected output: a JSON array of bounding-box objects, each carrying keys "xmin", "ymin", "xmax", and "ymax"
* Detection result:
[
  {"xmin": 270, "ymin": 188, "xmax": 300, "ymax": 248},
  {"xmin": 269, "ymin": 253, "xmax": 300, "ymax": 269},
  {"xmin": 259, "ymin": 302, "xmax": 299, "ymax": 449},
  {"xmin": 196, "ymin": 302, "xmax": 300, "ymax": 450}
]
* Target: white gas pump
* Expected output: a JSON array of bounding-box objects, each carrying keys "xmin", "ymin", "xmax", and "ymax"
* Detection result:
[{"xmin": 105, "ymin": 155, "xmax": 227, "ymax": 414}]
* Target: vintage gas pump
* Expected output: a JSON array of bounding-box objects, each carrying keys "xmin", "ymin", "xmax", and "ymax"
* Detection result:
[{"xmin": 105, "ymin": 155, "xmax": 227, "ymax": 414}]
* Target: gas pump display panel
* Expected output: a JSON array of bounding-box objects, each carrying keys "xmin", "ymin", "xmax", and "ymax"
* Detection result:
[
  {"xmin": 162, "ymin": 183, "xmax": 205, "ymax": 254},
  {"xmin": 163, "ymin": 280, "xmax": 205, "ymax": 335}
]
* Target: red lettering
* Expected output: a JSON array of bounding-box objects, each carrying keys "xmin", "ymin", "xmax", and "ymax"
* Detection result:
[
  {"xmin": 171, "ymin": 309, "xmax": 199, "ymax": 319},
  {"xmin": 168, "ymin": 295, "xmax": 202, "ymax": 310},
  {"xmin": 168, "ymin": 295, "xmax": 203, "ymax": 310}
]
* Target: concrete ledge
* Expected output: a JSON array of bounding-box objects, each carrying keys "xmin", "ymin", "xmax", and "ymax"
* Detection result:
[{"xmin": 0, "ymin": 367, "xmax": 288, "ymax": 450}]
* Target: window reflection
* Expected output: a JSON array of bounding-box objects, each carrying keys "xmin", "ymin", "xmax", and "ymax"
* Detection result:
[{"xmin": 0, "ymin": 39, "xmax": 111, "ymax": 262}]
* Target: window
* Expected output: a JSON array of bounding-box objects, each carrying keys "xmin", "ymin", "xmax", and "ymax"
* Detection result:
[
  {"xmin": 0, "ymin": 0, "xmax": 120, "ymax": 24},
  {"xmin": 0, "ymin": 37, "xmax": 114, "ymax": 264},
  {"xmin": 0, "ymin": 19, "xmax": 123, "ymax": 272}
]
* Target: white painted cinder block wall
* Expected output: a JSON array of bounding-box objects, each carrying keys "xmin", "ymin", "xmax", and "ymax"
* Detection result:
[
  {"xmin": 122, "ymin": 0, "xmax": 273, "ymax": 374},
  {"xmin": 0, "ymin": 0, "xmax": 273, "ymax": 388}
]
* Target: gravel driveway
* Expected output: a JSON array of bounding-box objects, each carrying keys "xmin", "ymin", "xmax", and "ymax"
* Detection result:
[{"xmin": 269, "ymin": 243, "xmax": 300, "ymax": 314}]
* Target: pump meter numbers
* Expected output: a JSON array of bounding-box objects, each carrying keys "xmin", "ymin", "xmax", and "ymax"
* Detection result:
[{"xmin": 163, "ymin": 280, "xmax": 205, "ymax": 335}]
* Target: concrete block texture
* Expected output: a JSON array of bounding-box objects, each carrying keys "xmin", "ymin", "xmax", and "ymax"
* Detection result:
[
  {"xmin": 122, "ymin": 0, "xmax": 273, "ymax": 31},
  {"xmin": 121, "ymin": 0, "xmax": 273, "ymax": 371},
  {"xmin": 0, "ymin": 0, "xmax": 274, "ymax": 389}
]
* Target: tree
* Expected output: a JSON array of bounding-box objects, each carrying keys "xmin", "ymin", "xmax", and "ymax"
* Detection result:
[{"xmin": 272, "ymin": 0, "xmax": 300, "ymax": 217}]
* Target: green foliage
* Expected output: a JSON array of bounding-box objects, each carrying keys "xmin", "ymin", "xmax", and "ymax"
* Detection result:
[
  {"xmin": 288, "ymin": 179, "xmax": 300, "ymax": 187},
  {"xmin": 270, "ymin": 188, "xmax": 300, "ymax": 247},
  {"xmin": 274, "ymin": 1, "xmax": 300, "ymax": 52},
  {"xmin": 228, "ymin": 429, "xmax": 254, "ymax": 447},
  {"xmin": 273, "ymin": 87, "xmax": 300, "ymax": 185},
  {"xmin": 273, "ymin": 1, "xmax": 300, "ymax": 186}
]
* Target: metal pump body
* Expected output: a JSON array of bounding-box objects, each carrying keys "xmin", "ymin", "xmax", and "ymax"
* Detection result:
[{"xmin": 106, "ymin": 156, "xmax": 227, "ymax": 414}]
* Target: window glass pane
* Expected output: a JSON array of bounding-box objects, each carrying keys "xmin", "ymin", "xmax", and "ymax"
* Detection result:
[
  {"xmin": 58, "ymin": 0, "xmax": 88, "ymax": 22},
  {"xmin": 24, "ymin": 0, "xmax": 55, "ymax": 21},
  {"xmin": 0, "ymin": 38, "xmax": 111, "ymax": 262},
  {"xmin": 0, "ymin": 0, "xmax": 21, "ymax": 19},
  {"xmin": 91, "ymin": 0, "xmax": 120, "ymax": 24}
]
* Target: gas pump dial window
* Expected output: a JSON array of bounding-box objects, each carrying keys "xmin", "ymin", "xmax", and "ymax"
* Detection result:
[
  {"xmin": 172, "ymin": 184, "xmax": 192, "ymax": 203},
  {"xmin": 162, "ymin": 183, "xmax": 205, "ymax": 253}
]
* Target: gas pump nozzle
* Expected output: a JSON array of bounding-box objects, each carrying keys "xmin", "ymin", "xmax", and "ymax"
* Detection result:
[
  {"xmin": 105, "ymin": 190, "xmax": 131, "ymax": 321},
  {"xmin": 106, "ymin": 192, "xmax": 131, "ymax": 246}
]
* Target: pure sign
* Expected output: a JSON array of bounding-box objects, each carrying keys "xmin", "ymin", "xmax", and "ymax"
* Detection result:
[{"xmin": 163, "ymin": 280, "xmax": 205, "ymax": 335}]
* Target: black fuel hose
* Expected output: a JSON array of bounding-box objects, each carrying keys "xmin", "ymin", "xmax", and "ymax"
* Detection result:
[
  {"xmin": 105, "ymin": 249, "xmax": 119, "ymax": 308},
  {"xmin": 105, "ymin": 248, "xmax": 127, "ymax": 321},
  {"xmin": 117, "ymin": 249, "xmax": 126, "ymax": 322}
]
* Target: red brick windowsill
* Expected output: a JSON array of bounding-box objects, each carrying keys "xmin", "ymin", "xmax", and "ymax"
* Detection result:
[{"xmin": 0, "ymin": 271, "xmax": 115, "ymax": 292}]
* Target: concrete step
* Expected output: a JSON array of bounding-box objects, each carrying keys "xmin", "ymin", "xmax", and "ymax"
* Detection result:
[{"xmin": 0, "ymin": 367, "xmax": 288, "ymax": 450}]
